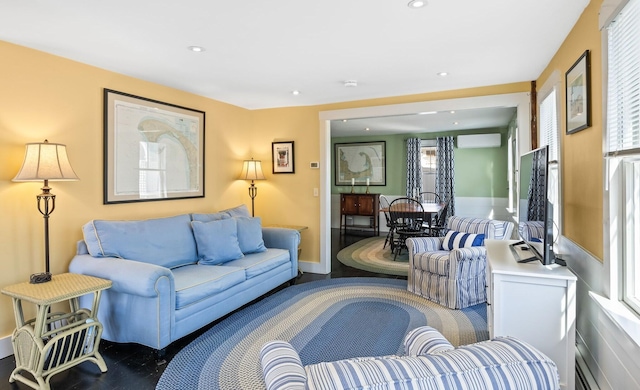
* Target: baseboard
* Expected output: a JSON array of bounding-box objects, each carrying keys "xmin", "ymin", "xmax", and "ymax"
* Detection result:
[
  {"xmin": 299, "ymin": 260, "xmax": 330, "ymax": 275},
  {"xmin": 0, "ymin": 334, "xmax": 13, "ymax": 359},
  {"xmin": 576, "ymin": 347, "xmax": 600, "ymax": 390}
]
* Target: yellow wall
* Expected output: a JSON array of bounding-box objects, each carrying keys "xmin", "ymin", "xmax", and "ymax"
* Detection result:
[
  {"xmin": 0, "ymin": 39, "xmax": 531, "ymax": 340},
  {"xmin": 0, "ymin": 41, "xmax": 254, "ymax": 335},
  {"xmin": 537, "ymin": 0, "xmax": 603, "ymax": 260}
]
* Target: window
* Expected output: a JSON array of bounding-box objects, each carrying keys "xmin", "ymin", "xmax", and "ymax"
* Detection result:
[
  {"xmin": 538, "ymin": 74, "xmax": 561, "ymax": 234},
  {"xmin": 421, "ymin": 140, "xmax": 437, "ymax": 192},
  {"xmin": 605, "ymin": 0, "xmax": 640, "ymax": 312}
]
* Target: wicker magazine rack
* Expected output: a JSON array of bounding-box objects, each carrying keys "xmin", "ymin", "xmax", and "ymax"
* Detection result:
[{"xmin": 1, "ymin": 273, "xmax": 112, "ymax": 390}]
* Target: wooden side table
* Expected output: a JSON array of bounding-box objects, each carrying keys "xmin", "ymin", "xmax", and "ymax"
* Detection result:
[
  {"xmin": 1, "ymin": 273, "xmax": 112, "ymax": 390},
  {"xmin": 265, "ymin": 224, "xmax": 308, "ymax": 259}
]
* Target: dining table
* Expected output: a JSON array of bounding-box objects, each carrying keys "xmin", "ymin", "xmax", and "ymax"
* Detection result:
[
  {"xmin": 380, "ymin": 201, "xmax": 444, "ymax": 256},
  {"xmin": 380, "ymin": 202, "xmax": 444, "ymax": 231}
]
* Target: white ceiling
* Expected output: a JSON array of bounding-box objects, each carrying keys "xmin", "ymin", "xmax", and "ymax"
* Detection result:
[
  {"xmin": 0, "ymin": 0, "xmax": 589, "ymax": 112},
  {"xmin": 330, "ymin": 106, "xmax": 517, "ymax": 137}
]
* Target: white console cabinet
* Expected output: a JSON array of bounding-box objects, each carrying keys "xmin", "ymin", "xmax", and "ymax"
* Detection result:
[{"xmin": 486, "ymin": 240, "xmax": 576, "ymax": 390}]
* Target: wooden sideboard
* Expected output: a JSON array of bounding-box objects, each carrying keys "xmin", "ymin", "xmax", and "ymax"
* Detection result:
[{"xmin": 340, "ymin": 193, "xmax": 379, "ymax": 236}]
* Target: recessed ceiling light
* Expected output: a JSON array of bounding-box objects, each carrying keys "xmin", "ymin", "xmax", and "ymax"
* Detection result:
[
  {"xmin": 418, "ymin": 111, "xmax": 437, "ymax": 115},
  {"xmin": 187, "ymin": 46, "xmax": 205, "ymax": 52},
  {"xmin": 408, "ymin": 0, "xmax": 426, "ymax": 8},
  {"xmin": 450, "ymin": 110, "xmax": 456, "ymax": 114},
  {"xmin": 437, "ymin": 72, "xmax": 448, "ymax": 77},
  {"xmin": 453, "ymin": 121, "xmax": 459, "ymax": 125},
  {"xmin": 342, "ymin": 119, "xmax": 348, "ymax": 122},
  {"xmin": 344, "ymin": 80, "xmax": 358, "ymax": 88},
  {"xmin": 365, "ymin": 128, "xmax": 370, "ymax": 131},
  {"xmin": 292, "ymin": 90, "xmax": 301, "ymax": 95}
]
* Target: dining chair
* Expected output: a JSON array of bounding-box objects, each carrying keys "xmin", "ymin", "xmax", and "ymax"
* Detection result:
[
  {"xmin": 418, "ymin": 192, "xmax": 441, "ymax": 204},
  {"xmin": 379, "ymin": 195, "xmax": 395, "ymax": 250},
  {"xmin": 425, "ymin": 201, "xmax": 449, "ymax": 237},
  {"xmin": 388, "ymin": 197, "xmax": 428, "ymax": 260},
  {"xmin": 418, "ymin": 192, "xmax": 442, "ymax": 227}
]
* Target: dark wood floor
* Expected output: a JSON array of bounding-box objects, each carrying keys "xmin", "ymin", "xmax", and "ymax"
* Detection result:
[{"xmin": 0, "ymin": 229, "xmax": 403, "ymax": 390}]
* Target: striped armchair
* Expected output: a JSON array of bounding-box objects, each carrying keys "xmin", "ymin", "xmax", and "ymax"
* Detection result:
[
  {"xmin": 260, "ymin": 326, "xmax": 560, "ymax": 390},
  {"xmin": 406, "ymin": 216, "xmax": 514, "ymax": 309}
]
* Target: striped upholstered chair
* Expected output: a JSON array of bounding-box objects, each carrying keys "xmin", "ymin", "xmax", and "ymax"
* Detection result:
[
  {"xmin": 406, "ymin": 216, "xmax": 514, "ymax": 309},
  {"xmin": 260, "ymin": 326, "xmax": 560, "ymax": 390}
]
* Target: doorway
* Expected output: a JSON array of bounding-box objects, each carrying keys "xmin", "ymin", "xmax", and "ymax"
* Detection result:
[{"xmin": 301, "ymin": 93, "xmax": 532, "ymax": 275}]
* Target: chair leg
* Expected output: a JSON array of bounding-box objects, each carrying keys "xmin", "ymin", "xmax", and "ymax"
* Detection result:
[
  {"xmin": 383, "ymin": 229, "xmax": 392, "ymax": 249},
  {"xmin": 394, "ymin": 234, "xmax": 405, "ymax": 260}
]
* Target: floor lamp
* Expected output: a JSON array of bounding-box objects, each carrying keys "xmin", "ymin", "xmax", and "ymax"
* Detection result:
[
  {"xmin": 239, "ymin": 158, "xmax": 265, "ymax": 217},
  {"xmin": 13, "ymin": 140, "xmax": 79, "ymax": 284}
]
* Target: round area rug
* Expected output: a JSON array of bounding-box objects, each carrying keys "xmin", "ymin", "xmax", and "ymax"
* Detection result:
[
  {"xmin": 156, "ymin": 277, "xmax": 488, "ymax": 390},
  {"xmin": 337, "ymin": 236, "xmax": 409, "ymax": 276}
]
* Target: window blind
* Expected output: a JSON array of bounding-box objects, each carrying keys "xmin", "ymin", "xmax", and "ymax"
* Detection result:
[
  {"xmin": 607, "ymin": 0, "xmax": 640, "ymax": 155},
  {"xmin": 539, "ymin": 89, "xmax": 559, "ymax": 162}
]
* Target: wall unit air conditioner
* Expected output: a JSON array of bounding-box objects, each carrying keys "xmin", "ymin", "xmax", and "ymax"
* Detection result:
[{"xmin": 457, "ymin": 133, "xmax": 501, "ymax": 149}]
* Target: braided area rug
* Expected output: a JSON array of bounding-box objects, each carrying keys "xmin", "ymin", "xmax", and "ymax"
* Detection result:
[
  {"xmin": 337, "ymin": 236, "xmax": 409, "ymax": 276},
  {"xmin": 156, "ymin": 277, "xmax": 488, "ymax": 390}
]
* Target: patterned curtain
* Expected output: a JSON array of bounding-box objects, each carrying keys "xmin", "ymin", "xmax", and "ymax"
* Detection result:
[
  {"xmin": 527, "ymin": 150, "xmax": 546, "ymax": 221},
  {"xmin": 406, "ymin": 138, "xmax": 422, "ymax": 198},
  {"xmin": 436, "ymin": 136, "xmax": 455, "ymax": 220}
]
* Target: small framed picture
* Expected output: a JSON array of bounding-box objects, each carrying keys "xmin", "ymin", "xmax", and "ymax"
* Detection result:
[
  {"xmin": 565, "ymin": 50, "xmax": 591, "ymax": 134},
  {"xmin": 272, "ymin": 141, "xmax": 295, "ymax": 174}
]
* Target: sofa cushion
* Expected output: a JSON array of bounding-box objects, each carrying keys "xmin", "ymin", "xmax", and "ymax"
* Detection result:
[
  {"xmin": 192, "ymin": 219, "xmax": 244, "ymax": 265},
  {"xmin": 172, "ymin": 264, "xmax": 246, "ymax": 309},
  {"xmin": 442, "ymin": 230, "xmax": 485, "ymax": 250},
  {"xmin": 82, "ymin": 214, "xmax": 197, "ymax": 268},
  {"xmin": 224, "ymin": 248, "xmax": 290, "ymax": 279},
  {"xmin": 236, "ymin": 217, "xmax": 267, "ymax": 254},
  {"xmin": 413, "ymin": 251, "xmax": 451, "ymax": 276}
]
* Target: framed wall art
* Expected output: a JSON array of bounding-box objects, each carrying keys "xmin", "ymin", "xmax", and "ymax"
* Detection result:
[
  {"xmin": 103, "ymin": 89, "xmax": 205, "ymax": 204},
  {"xmin": 565, "ymin": 50, "xmax": 591, "ymax": 134},
  {"xmin": 272, "ymin": 141, "xmax": 295, "ymax": 174},
  {"xmin": 335, "ymin": 141, "xmax": 386, "ymax": 186}
]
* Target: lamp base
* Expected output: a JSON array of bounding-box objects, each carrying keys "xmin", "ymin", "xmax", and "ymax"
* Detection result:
[{"xmin": 30, "ymin": 272, "xmax": 52, "ymax": 284}]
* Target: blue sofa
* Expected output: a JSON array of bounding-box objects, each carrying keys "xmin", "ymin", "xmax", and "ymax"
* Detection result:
[
  {"xmin": 69, "ymin": 205, "xmax": 300, "ymax": 351},
  {"xmin": 261, "ymin": 326, "xmax": 560, "ymax": 390}
]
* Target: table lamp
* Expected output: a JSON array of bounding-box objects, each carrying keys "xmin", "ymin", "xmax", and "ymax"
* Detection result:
[
  {"xmin": 238, "ymin": 158, "xmax": 265, "ymax": 217},
  {"xmin": 13, "ymin": 140, "xmax": 79, "ymax": 283}
]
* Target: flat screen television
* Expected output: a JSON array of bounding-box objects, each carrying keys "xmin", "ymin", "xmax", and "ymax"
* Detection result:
[{"xmin": 510, "ymin": 145, "xmax": 563, "ymax": 266}]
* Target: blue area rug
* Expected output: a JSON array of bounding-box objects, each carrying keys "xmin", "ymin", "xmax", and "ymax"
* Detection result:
[{"xmin": 156, "ymin": 277, "xmax": 488, "ymax": 390}]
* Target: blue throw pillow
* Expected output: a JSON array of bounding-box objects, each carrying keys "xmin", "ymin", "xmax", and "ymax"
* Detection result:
[
  {"xmin": 191, "ymin": 219, "xmax": 244, "ymax": 265},
  {"xmin": 82, "ymin": 214, "xmax": 198, "ymax": 268},
  {"xmin": 222, "ymin": 204, "xmax": 251, "ymax": 218},
  {"xmin": 235, "ymin": 217, "xmax": 267, "ymax": 254},
  {"xmin": 191, "ymin": 212, "xmax": 230, "ymax": 223},
  {"xmin": 442, "ymin": 230, "xmax": 485, "ymax": 250}
]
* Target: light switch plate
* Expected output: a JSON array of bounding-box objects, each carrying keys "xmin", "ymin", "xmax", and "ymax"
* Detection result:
[{"xmin": 310, "ymin": 161, "xmax": 319, "ymax": 169}]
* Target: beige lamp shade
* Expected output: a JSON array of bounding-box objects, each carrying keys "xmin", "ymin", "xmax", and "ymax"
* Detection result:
[
  {"xmin": 13, "ymin": 140, "xmax": 79, "ymax": 182},
  {"xmin": 239, "ymin": 159, "xmax": 265, "ymax": 181}
]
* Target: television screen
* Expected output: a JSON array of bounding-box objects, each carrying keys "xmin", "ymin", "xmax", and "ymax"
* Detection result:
[{"xmin": 511, "ymin": 146, "xmax": 557, "ymax": 265}]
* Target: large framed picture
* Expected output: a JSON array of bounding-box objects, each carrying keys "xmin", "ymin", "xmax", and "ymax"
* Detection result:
[
  {"xmin": 272, "ymin": 141, "xmax": 295, "ymax": 174},
  {"xmin": 565, "ymin": 50, "xmax": 591, "ymax": 134},
  {"xmin": 103, "ymin": 89, "xmax": 205, "ymax": 204},
  {"xmin": 335, "ymin": 141, "xmax": 386, "ymax": 186}
]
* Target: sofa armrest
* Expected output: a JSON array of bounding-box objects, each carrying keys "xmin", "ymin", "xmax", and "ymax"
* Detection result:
[
  {"xmin": 450, "ymin": 246, "xmax": 487, "ymax": 263},
  {"xmin": 260, "ymin": 341, "xmax": 307, "ymax": 390},
  {"xmin": 407, "ymin": 237, "xmax": 443, "ymax": 254},
  {"xmin": 262, "ymin": 227, "xmax": 301, "ymax": 278},
  {"xmin": 403, "ymin": 326, "xmax": 454, "ymax": 356},
  {"xmin": 69, "ymin": 254, "xmax": 174, "ymax": 297}
]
